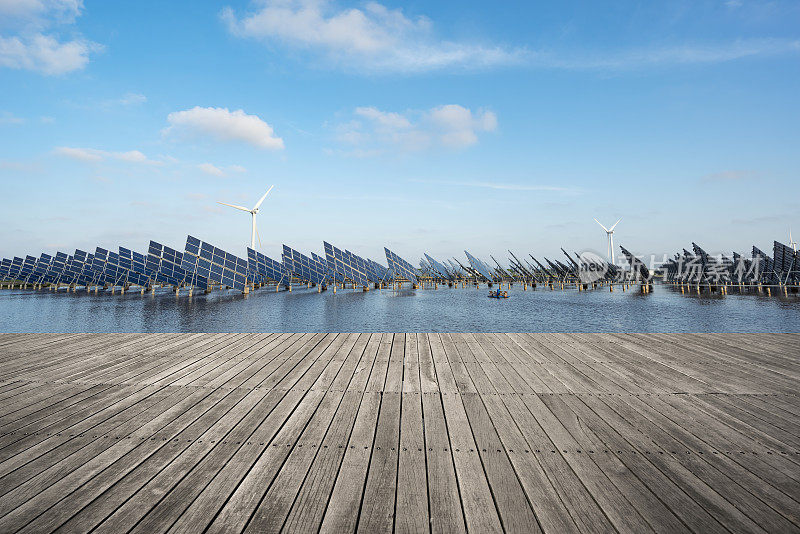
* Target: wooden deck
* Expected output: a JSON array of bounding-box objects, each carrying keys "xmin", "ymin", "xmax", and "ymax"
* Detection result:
[{"xmin": 0, "ymin": 333, "xmax": 797, "ymax": 533}]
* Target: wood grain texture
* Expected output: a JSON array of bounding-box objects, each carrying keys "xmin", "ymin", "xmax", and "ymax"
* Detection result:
[{"xmin": 0, "ymin": 333, "xmax": 797, "ymax": 534}]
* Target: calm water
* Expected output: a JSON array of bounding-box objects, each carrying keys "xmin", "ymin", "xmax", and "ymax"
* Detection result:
[{"xmin": 0, "ymin": 284, "xmax": 798, "ymax": 333}]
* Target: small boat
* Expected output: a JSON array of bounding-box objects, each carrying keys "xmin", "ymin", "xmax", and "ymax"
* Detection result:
[{"xmin": 488, "ymin": 291, "xmax": 509, "ymax": 299}]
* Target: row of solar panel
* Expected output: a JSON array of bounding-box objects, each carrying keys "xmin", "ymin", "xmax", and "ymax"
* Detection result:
[
  {"xmin": 1, "ymin": 239, "xmax": 481, "ymax": 291},
  {"xmin": 661, "ymin": 241, "xmax": 798, "ymax": 284}
]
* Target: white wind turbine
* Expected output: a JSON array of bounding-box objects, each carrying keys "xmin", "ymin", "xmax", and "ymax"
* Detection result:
[
  {"xmin": 790, "ymin": 229, "xmax": 798, "ymax": 252},
  {"xmin": 218, "ymin": 185, "xmax": 274, "ymax": 249},
  {"xmin": 594, "ymin": 217, "xmax": 622, "ymax": 264}
]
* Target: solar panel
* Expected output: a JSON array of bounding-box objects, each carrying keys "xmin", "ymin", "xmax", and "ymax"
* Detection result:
[
  {"xmin": 424, "ymin": 254, "xmax": 452, "ymax": 279},
  {"xmin": 384, "ymin": 247, "xmax": 418, "ymax": 284},
  {"xmin": 311, "ymin": 251, "xmax": 340, "ymax": 283},
  {"xmin": 5, "ymin": 257, "xmax": 23, "ymax": 281},
  {"xmin": 182, "ymin": 235, "xmax": 248, "ymax": 291},
  {"xmin": 367, "ymin": 258, "xmax": 391, "ymax": 282},
  {"xmin": 0, "ymin": 258, "xmax": 10, "ymax": 280},
  {"xmin": 68, "ymin": 249, "xmax": 96, "ymax": 286},
  {"xmin": 619, "ymin": 246, "xmax": 651, "ymax": 280},
  {"xmin": 247, "ymin": 247, "xmax": 286, "ymax": 284},
  {"xmin": 44, "ymin": 252, "xmax": 70, "ymax": 285},
  {"xmin": 282, "ymin": 245, "xmax": 327, "ymax": 286},
  {"xmin": 115, "ymin": 247, "xmax": 151, "ymax": 287},
  {"xmin": 28, "ymin": 253, "xmax": 53, "ymax": 285},
  {"xmin": 323, "ymin": 242, "xmax": 370, "ymax": 287},
  {"xmin": 17, "ymin": 256, "xmax": 36, "ymax": 283},
  {"xmin": 464, "ymin": 250, "xmax": 495, "ymax": 281},
  {"xmin": 146, "ymin": 240, "xmax": 186, "ymax": 287}
]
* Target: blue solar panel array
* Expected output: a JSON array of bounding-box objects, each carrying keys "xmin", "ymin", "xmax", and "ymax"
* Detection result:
[
  {"xmin": 146, "ymin": 241, "xmax": 186, "ymax": 287},
  {"xmin": 183, "ymin": 235, "xmax": 249, "ymax": 291},
  {"xmin": 384, "ymin": 248, "xmax": 418, "ymax": 283},
  {"xmin": 30, "ymin": 253, "xmax": 52, "ymax": 285},
  {"xmin": 366, "ymin": 257, "xmax": 390, "ymax": 282},
  {"xmin": 424, "ymin": 253, "xmax": 452, "ymax": 279},
  {"xmin": 119, "ymin": 247, "xmax": 153, "ymax": 287},
  {"xmin": 247, "ymin": 247, "xmax": 286, "ymax": 285},
  {"xmin": 0, "ymin": 258, "xmax": 10, "ymax": 280},
  {"xmin": 323, "ymin": 242, "xmax": 370, "ymax": 287},
  {"xmin": 45, "ymin": 252, "xmax": 70, "ymax": 284},
  {"xmin": 283, "ymin": 245, "xmax": 327, "ymax": 285},
  {"xmin": 312, "ymin": 251, "xmax": 340, "ymax": 283},
  {"xmin": 18, "ymin": 256, "xmax": 37, "ymax": 283},
  {"xmin": 464, "ymin": 250, "xmax": 495, "ymax": 281}
]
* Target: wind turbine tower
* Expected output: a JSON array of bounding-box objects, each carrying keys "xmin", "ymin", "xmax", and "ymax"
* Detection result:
[
  {"xmin": 594, "ymin": 217, "xmax": 622, "ymax": 264},
  {"xmin": 218, "ymin": 185, "xmax": 274, "ymax": 249},
  {"xmin": 790, "ymin": 229, "xmax": 798, "ymax": 252}
]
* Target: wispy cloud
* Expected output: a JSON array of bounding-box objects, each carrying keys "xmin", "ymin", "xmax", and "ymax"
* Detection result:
[
  {"xmin": 164, "ymin": 106, "xmax": 284, "ymax": 150},
  {"xmin": 0, "ymin": 111, "xmax": 25, "ymax": 125},
  {"xmin": 54, "ymin": 146, "xmax": 165, "ymax": 165},
  {"xmin": 333, "ymin": 104, "xmax": 496, "ymax": 155},
  {"xmin": 118, "ymin": 92, "xmax": 146, "ymax": 105},
  {"xmin": 221, "ymin": 1, "xmax": 799, "ymax": 74},
  {"xmin": 196, "ymin": 162, "xmax": 246, "ymax": 177},
  {"xmin": 221, "ymin": 0, "xmax": 524, "ymax": 73},
  {"xmin": 532, "ymin": 38, "xmax": 800, "ymax": 70},
  {"xmin": 0, "ymin": 1, "xmax": 102, "ymax": 75}
]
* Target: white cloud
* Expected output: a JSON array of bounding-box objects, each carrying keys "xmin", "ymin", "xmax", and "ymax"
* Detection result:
[
  {"xmin": 0, "ymin": 0, "xmax": 82, "ymax": 23},
  {"xmin": 54, "ymin": 146, "xmax": 102, "ymax": 161},
  {"xmin": 221, "ymin": 0, "xmax": 523, "ymax": 73},
  {"xmin": 0, "ymin": 0, "xmax": 100, "ymax": 75},
  {"xmin": 118, "ymin": 92, "xmax": 146, "ymax": 105},
  {"xmin": 0, "ymin": 34, "xmax": 97, "ymax": 74},
  {"xmin": 54, "ymin": 146, "xmax": 163, "ymax": 165},
  {"xmin": 164, "ymin": 106, "xmax": 284, "ymax": 150},
  {"xmin": 335, "ymin": 104, "xmax": 496, "ymax": 154},
  {"xmin": 222, "ymin": 2, "xmax": 800, "ymax": 73},
  {"xmin": 197, "ymin": 162, "xmax": 247, "ymax": 177},
  {"xmin": 532, "ymin": 38, "xmax": 800, "ymax": 70},
  {"xmin": 197, "ymin": 163, "xmax": 225, "ymax": 177},
  {"xmin": 0, "ymin": 111, "xmax": 25, "ymax": 124}
]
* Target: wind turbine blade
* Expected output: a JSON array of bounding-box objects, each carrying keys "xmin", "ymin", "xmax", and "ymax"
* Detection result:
[
  {"xmin": 253, "ymin": 185, "xmax": 274, "ymax": 210},
  {"xmin": 609, "ymin": 218, "xmax": 622, "ymax": 232},
  {"xmin": 594, "ymin": 218, "xmax": 609, "ymax": 232},
  {"xmin": 217, "ymin": 201, "xmax": 251, "ymax": 212},
  {"xmin": 256, "ymin": 221, "xmax": 263, "ymax": 248}
]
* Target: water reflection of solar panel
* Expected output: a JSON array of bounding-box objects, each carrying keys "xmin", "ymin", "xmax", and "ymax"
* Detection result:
[
  {"xmin": 283, "ymin": 245, "xmax": 327, "ymax": 286},
  {"xmin": 384, "ymin": 248, "xmax": 417, "ymax": 284},
  {"xmin": 183, "ymin": 235, "xmax": 248, "ymax": 291}
]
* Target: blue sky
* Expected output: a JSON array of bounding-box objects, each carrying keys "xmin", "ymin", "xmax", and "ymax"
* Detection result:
[{"xmin": 1, "ymin": 0, "xmax": 798, "ymax": 266}]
